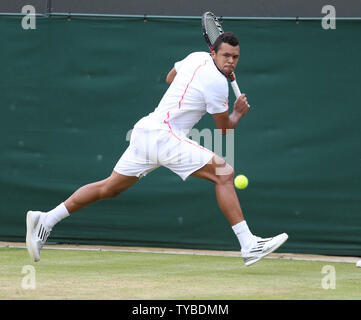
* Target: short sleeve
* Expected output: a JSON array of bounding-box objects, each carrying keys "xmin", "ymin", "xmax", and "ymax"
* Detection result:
[
  {"xmin": 174, "ymin": 52, "xmax": 198, "ymax": 72},
  {"xmin": 174, "ymin": 59, "xmax": 184, "ymax": 72},
  {"xmin": 204, "ymin": 81, "xmax": 229, "ymax": 114}
]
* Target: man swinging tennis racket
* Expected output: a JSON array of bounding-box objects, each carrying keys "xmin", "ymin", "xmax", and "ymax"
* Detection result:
[{"xmin": 26, "ymin": 32, "xmax": 288, "ymax": 266}]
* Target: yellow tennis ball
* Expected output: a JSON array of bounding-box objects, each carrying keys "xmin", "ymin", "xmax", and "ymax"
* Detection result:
[{"xmin": 234, "ymin": 174, "xmax": 248, "ymax": 189}]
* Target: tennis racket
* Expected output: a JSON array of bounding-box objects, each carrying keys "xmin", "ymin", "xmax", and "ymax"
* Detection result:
[{"xmin": 202, "ymin": 11, "xmax": 242, "ymax": 99}]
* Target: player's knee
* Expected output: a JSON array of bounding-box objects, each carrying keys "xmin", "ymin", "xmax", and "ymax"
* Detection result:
[{"xmin": 215, "ymin": 163, "xmax": 234, "ymax": 185}]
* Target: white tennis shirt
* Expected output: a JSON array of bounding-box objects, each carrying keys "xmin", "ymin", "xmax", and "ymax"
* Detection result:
[{"xmin": 134, "ymin": 51, "xmax": 229, "ymax": 135}]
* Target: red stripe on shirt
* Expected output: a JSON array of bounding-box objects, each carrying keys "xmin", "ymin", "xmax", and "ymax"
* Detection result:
[
  {"xmin": 164, "ymin": 111, "xmax": 181, "ymax": 141},
  {"xmin": 178, "ymin": 60, "xmax": 208, "ymax": 109}
]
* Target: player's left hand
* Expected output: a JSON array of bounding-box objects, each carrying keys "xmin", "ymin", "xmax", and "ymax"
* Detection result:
[{"xmin": 234, "ymin": 94, "xmax": 250, "ymax": 117}]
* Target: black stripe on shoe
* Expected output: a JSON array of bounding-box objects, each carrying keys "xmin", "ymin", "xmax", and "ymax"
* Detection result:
[
  {"xmin": 39, "ymin": 225, "xmax": 48, "ymax": 241},
  {"xmin": 41, "ymin": 226, "xmax": 46, "ymax": 241},
  {"xmin": 38, "ymin": 226, "xmax": 42, "ymax": 238}
]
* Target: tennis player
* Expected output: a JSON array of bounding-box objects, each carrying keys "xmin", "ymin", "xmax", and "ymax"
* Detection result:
[{"xmin": 26, "ymin": 32, "xmax": 288, "ymax": 266}]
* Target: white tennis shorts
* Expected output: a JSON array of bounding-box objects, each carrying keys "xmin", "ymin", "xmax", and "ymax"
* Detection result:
[{"xmin": 114, "ymin": 128, "xmax": 214, "ymax": 181}]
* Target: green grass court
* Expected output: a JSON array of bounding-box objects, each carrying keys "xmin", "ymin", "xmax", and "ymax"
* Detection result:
[{"xmin": 0, "ymin": 247, "xmax": 360, "ymax": 300}]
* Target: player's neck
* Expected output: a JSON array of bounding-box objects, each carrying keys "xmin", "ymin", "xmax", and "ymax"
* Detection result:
[{"xmin": 211, "ymin": 54, "xmax": 231, "ymax": 79}]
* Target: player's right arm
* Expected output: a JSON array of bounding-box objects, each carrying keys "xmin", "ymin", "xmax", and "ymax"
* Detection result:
[
  {"xmin": 166, "ymin": 67, "xmax": 177, "ymax": 84},
  {"xmin": 212, "ymin": 94, "xmax": 250, "ymax": 135},
  {"xmin": 166, "ymin": 53, "xmax": 191, "ymax": 84}
]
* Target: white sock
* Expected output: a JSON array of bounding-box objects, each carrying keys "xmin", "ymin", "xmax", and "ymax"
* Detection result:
[
  {"xmin": 45, "ymin": 202, "xmax": 70, "ymax": 229},
  {"xmin": 232, "ymin": 220, "xmax": 255, "ymax": 251}
]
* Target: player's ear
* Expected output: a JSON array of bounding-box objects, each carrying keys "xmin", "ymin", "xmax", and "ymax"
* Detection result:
[{"xmin": 211, "ymin": 50, "xmax": 216, "ymax": 59}]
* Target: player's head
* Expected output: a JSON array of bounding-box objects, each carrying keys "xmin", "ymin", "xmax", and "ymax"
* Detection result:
[
  {"xmin": 211, "ymin": 32, "xmax": 240, "ymax": 75},
  {"xmin": 213, "ymin": 32, "xmax": 239, "ymax": 53}
]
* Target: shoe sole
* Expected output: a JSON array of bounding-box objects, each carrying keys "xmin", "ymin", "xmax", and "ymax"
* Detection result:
[
  {"xmin": 26, "ymin": 211, "xmax": 40, "ymax": 262},
  {"xmin": 244, "ymin": 233, "xmax": 289, "ymax": 267}
]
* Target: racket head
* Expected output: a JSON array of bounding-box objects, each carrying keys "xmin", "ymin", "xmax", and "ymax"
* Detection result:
[{"xmin": 202, "ymin": 12, "xmax": 224, "ymax": 51}]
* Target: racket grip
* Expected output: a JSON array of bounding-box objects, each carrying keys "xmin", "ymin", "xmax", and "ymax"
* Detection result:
[{"xmin": 231, "ymin": 80, "xmax": 242, "ymax": 99}]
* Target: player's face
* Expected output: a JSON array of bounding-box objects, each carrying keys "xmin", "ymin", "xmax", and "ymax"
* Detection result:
[{"xmin": 212, "ymin": 42, "xmax": 240, "ymax": 75}]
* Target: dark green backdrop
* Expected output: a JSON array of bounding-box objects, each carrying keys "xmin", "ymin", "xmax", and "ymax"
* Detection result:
[{"xmin": 0, "ymin": 16, "xmax": 360, "ymax": 256}]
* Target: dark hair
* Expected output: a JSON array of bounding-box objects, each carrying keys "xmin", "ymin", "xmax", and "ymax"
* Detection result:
[{"xmin": 213, "ymin": 31, "xmax": 239, "ymax": 52}]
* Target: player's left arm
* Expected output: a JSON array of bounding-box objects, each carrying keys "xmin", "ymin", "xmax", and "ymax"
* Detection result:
[
  {"xmin": 166, "ymin": 68, "xmax": 177, "ymax": 84},
  {"xmin": 212, "ymin": 94, "xmax": 250, "ymax": 135}
]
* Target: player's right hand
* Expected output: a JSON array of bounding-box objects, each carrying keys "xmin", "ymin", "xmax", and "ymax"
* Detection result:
[{"xmin": 234, "ymin": 94, "xmax": 250, "ymax": 117}]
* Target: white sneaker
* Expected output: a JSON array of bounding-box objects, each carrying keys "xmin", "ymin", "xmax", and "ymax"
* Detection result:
[
  {"xmin": 26, "ymin": 211, "xmax": 51, "ymax": 262},
  {"xmin": 241, "ymin": 233, "xmax": 288, "ymax": 266}
]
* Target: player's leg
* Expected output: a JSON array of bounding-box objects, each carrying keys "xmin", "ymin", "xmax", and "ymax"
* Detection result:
[
  {"xmin": 64, "ymin": 171, "xmax": 139, "ymax": 213},
  {"xmin": 191, "ymin": 154, "xmax": 288, "ymax": 266},
  {"xmin": 45, "ymin": 170, "xmax": 138, "ymax": 228},
  {"xmin": 26, "ymin": 171, "xmax": 138, "ymax": 262},
  {"xmin": 161, "ymin": 135, "xmax": 256, "ymax": 252},
  {"xmin": 26, "ymin": 126, "xmax": 162, "ymax": 262},
  {"xmin": 190, "ymin": 154, "xmax": 255, "ymax": 250},
  {"xmin": 163, "ymin": 136, "xmax": 257, "ymax": 255},
  {"xmin": 191, "ymin": 154, "xmax": 244, "ymax": 226}
]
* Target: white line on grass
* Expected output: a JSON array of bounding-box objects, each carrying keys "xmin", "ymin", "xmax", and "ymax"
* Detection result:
[{"xmin": 0, "ymin": 241, "xmax": 359, "ymax": 263}]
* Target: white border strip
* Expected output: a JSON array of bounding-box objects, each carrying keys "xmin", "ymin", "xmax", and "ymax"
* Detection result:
[{"xmin": 1, "ymin": 241, "xmax": 359, "ymax": 263}]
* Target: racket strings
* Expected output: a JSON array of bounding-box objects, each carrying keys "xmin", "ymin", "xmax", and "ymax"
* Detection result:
[{"xmin": 205, "ymin": 16, "xmax": 223, "ymax": 45}]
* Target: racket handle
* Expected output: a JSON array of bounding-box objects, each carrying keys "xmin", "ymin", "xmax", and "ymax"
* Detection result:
[{"xmin": 231, "ymin": 80, "xmax": 242, "ymax": 99}]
